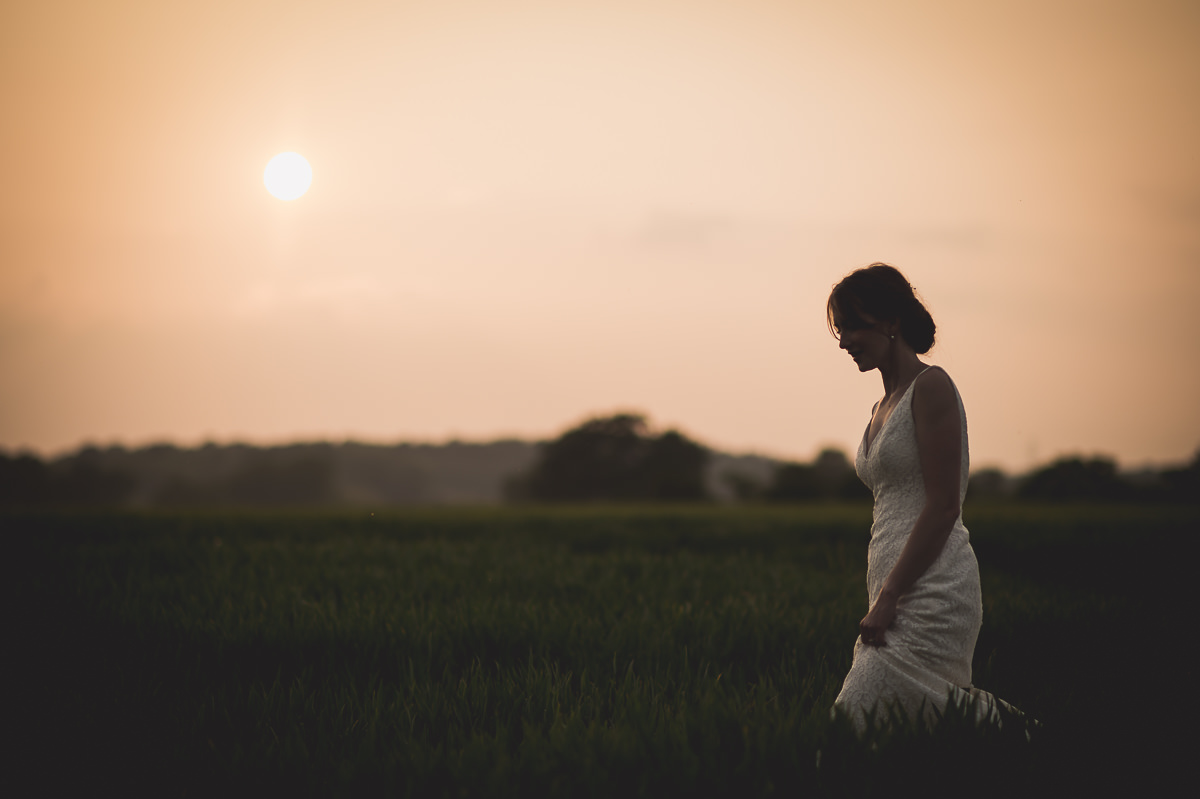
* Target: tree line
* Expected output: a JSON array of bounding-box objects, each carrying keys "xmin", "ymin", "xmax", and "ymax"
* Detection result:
[{"xmin": 2, "ymin": 416, "xmax": 1197, "ymax": 508}]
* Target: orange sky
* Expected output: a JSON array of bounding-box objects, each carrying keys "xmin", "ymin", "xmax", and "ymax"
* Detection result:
[{"xmin": 2, "ymin": 0, "xmax": 1198, "ymax": 471}]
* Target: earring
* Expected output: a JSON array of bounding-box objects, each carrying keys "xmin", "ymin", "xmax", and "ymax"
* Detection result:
[{"xmin": 889, "ymin": 334, "xmax": 895, "ymax": 340}]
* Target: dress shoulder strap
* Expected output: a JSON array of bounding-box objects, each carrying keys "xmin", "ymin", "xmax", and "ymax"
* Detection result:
[
  {"xmin": 900, "ymin": 365, "xmax": 936, "ymax": 403},
  {"xmin": 910, "ymin": 364, "xmax": 957, "ymax": 393}
]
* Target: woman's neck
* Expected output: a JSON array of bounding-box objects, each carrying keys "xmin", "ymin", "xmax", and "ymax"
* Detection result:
[{"xmin": 878, "ymin": 349, "xmax": 927, "ymax": 397}]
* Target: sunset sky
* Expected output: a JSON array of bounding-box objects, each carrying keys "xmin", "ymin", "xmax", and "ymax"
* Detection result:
[{"xmin": 2, "ymin": 0, "xmax": 1198, "ymax": 472}]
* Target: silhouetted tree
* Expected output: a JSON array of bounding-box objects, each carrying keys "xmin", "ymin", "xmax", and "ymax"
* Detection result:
[
  {"xmin": 1018, "ymin": 456, "xmax": 1132, "ymax": 501},
  {"xmin": 0, "ymin": 453, "xmax": 53, "ymax": 505},
  {"xmin": 764, "ymin": 448, "xmax": 869, "ymax": 503},
  {"xmin": 0, "ymin": 450, "xmax": 135, "ymax": 507},
  {"xmin": 1157, "ymin": 449, "xmax": 1200, "ymax": 503},
  {"xmin": 640, "ymin": 430, "xmax": 709, "ymax": 501},
  {"xmin": 764, "ymin": 462, "xmax": 821, "ymax": 501},
  {"xmin": 814, "ymin": 448, "xmax": 872, "ymax": 501},
  {"xmin": 967, "ymin": 468, "xmax": 1013, "ymax": 501},
  {"xmin": 510, "ymin": 414, "xmax": 709, "ymax": 502}
]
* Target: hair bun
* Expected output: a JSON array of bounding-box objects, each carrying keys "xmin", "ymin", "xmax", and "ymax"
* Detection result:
[{"xmin": 827, "ymin": 263, "xmax": 936, "ymax": 354}]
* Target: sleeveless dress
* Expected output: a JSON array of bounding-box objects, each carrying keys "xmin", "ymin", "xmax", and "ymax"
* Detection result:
[{"xmin": 833, "ymin": 366, "xmax": 1000, "ymax": 730}]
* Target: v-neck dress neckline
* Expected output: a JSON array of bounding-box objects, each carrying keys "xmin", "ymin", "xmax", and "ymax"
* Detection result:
[{"xmin": 861, "ymin": 366, "xmax": 932, "ymax": 459}]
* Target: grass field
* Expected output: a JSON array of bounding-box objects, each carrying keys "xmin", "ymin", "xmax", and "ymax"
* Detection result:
[{"xmin": 8, "ymin": 505, "xmax": 1194, "ymax": 797}]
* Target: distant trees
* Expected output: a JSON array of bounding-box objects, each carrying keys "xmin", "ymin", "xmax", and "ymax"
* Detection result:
[
  {"xmin": 509, "ymin": 419, "xmax": 877, "ymax": 505},
  {"xmin": 0, "ymin": 441, "xmax": 533, "ymax": 508},
  {"xmin": 0, "ymin": 449, "xmax": 135, "ymax": 507},
  {"xmin": 1017, "ymin": 456, "xmax": 1128, "ymax": 502},
  {"xmin": 1158, "ymin": 450, "xmax": 1200, "ymax": 501},
  {"xmin": 1016, "ymin": 452, "xmax": 1200, "ymax": 503},
  {"xmin": 762, "ymin": 449, "xmax": 1200, "ymax": 505},
  {"xmin": 762, "ymin": 448, "xmax": 872, "ymax": 503},
  {"xmin": 2, "ymin": 438, "xmax": 1196, "ymax": 509},
  {"xmin": 966, "ymin": 468, "xmax": 1013, "ymax": 501},
  {"xmin": 154, "ymin": 447, "xmax": 339, "ymax": 507},
  {"xmin": 506, "ymin": 414, "xmax": 710, "ymax": 502}
]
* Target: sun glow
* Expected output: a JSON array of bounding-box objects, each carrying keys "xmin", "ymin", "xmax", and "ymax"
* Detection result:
[{"xmin": 263, "ymin": 152, "xmax": 312, "ymax": 200}]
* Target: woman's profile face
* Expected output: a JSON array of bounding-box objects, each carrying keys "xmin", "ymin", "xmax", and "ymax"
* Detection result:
[{"xmin": 835, "ymin": 312, "xmax": 892, "ymax": 372}]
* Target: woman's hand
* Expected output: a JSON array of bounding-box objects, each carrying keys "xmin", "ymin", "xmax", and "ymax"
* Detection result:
[{"xmin": 859, "ymin": 593, "xmax": 898, "ymax": 647}]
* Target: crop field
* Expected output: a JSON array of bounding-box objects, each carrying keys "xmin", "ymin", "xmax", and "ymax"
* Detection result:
[{"xmin": 8, "ymin": 505, "xmax": 1194, "ymax": 797}]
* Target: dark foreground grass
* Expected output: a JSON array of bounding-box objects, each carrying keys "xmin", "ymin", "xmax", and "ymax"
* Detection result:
[{"xmin": 7, "ymin": 505, "xmax": 1194, "ymax": 797}]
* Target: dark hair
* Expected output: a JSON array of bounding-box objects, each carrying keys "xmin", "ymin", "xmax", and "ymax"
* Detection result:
[{"xmin": 826, "ymin": 263, "xmax": 936, "ymax": 354}]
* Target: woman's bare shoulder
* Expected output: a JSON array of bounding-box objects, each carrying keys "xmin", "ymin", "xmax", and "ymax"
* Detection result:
[{"xmin": 911, "ymin": 365, "xmax": 957, "ymax": 413}]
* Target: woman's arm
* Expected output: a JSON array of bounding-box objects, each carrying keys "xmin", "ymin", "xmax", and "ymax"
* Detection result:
[{"xmin": 859, "ymin": 367, "xmax": 963, "ymax": 646}]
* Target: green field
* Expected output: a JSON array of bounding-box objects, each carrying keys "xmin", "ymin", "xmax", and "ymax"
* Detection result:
[{"xmin": 9, "ymin": 505, "xmax": 1193, "ymax": 797}]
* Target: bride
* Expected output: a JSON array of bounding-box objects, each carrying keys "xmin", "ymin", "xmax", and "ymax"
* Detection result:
[{"xmin": 827, "ymin": 263, "xmax": 1005, "ymax": 731}]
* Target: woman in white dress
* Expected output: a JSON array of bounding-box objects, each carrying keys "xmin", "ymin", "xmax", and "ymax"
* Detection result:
[{"xmin": 827, "ymin": 263, "xmax": 1001, "ymax": 731}]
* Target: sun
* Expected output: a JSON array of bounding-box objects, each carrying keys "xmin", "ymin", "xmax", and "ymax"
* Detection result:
[{"xmin": 263, "ymin": 152, "xmax": 312, "ymax": 201}]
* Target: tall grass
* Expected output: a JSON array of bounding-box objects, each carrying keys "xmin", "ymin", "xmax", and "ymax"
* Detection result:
[{"xmin": 9, "ymin": 505, "xmax": 1193, "ymax": 796}]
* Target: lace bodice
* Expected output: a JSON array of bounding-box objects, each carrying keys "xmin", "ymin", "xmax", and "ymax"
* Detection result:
[{"xmin": 855, "ymin": 365, "xmax": 969, "ymax": 547}]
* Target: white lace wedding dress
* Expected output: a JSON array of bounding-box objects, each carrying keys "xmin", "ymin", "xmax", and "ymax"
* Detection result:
[{"xmin": 834, "ymin": 366, "xmax": 1001, "ymax": 731}]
